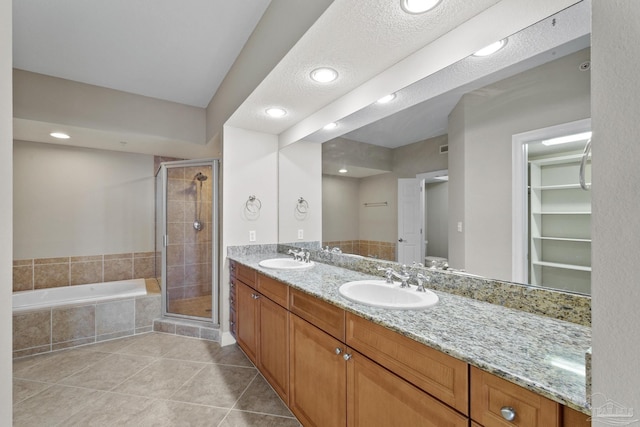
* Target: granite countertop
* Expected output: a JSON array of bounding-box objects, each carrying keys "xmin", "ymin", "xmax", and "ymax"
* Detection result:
[{"xmin": 228, "ymin": 252, "xmax": 591, "ymax": 415}]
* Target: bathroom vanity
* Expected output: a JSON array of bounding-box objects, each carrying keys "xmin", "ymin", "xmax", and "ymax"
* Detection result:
[{"xmin": 229, "ymin": 254, "xmax": 590, "ymax": 427}]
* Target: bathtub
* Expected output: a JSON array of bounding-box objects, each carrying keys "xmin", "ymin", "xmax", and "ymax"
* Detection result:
[
  {"xmin": 13, "ymin": 278, "xmax": 161, "ymax": 358},
  {"xmin": 12, "ymin": 278, "xmax": 148, "ymax": 313}
]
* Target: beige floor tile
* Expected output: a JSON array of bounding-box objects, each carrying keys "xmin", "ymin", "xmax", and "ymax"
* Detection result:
[
  {"xmin": 12, "ymin": 379, "xmax": 51, "ymax": 405},
  {"xmin": 60, "ymin": 392, "xmax": 156, "ymax": 426},
  {"xmin": 172, "ymin": 364, "xmax": 257, "ymax": 408},
  {"xmin": 163, "ymin": 336, "xmax": 252, "ymax": 366},
  {"xmin": 79, "ymin": 333, "xmax": 149, "ymax": 354},
  {"xmin": 131, "ymin": 399, "xmax": 229, "ymax": 426},
  {"xmin": 13, "ymin": 348, "xmax": 110, "ymax": 383},
  {"xmin": 220, "ymin": 411, "xmax": 302, "ymax": 427},
  {"xmin": 115, "ymin": 332, "xmax": 194, "ymax": 357},
  {"xmin": 59, "ymin": 353, "xmax": 156, "ymax": 390},
  {"xmin": 12, "ymin": 384, "xmax": 103, "ymax": 427},
  {"xmin": 234, "ymin": 375, "xmax": 294, "ymax": 418},
  {"xmin": 112, "ymin": 358, "xmax": 205, "ymax": 399}
]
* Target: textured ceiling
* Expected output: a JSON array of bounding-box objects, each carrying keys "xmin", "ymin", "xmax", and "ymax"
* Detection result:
[
  {"xmin": 309, "ymin": 0, "xmax": 591, "ymax": 148},
  {"xmin": 227, "ymin": 0, "xmax": 502, "ymax": 134},
  {"xmin": 13, "ymin": 0, "xmax": 271, "ymax": 108}
]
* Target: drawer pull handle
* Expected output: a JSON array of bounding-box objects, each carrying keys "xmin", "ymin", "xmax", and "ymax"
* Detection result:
[
  {"xmin": 335, "ymin": 348, "xmax": 342, "ymax": 355},
  {"xmin": 343, "ymin": 353, "xmax": 352, "ymax": 361},
  {"xmin": 500, "ymin": 406, "xmax": 516, "ymax": 421}
]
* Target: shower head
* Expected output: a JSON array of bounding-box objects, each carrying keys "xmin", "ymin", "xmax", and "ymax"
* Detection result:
[{"xmin": 194, "ymin": 172, "xmax": 208, "ymax": 182}]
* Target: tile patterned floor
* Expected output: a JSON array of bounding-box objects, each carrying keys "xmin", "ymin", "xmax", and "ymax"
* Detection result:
[{"xmin": 13, "ymin": 332, "xmax": 302, "ymax": 426}]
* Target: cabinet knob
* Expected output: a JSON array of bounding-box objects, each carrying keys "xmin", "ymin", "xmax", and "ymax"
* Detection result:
[
  {"xmin": 500, "ymin": 406, "xmax": 516, "ymax": 421},
  {"xmin": 335, "ymin": 348, "xmax": 342, "ymax": 355},
  {"xmin": 251, "ymin": 294, "xmax": 260, "ymax": 299},
  {"xmin": 343, "ymin": 353, "xmax": 352, "ymax": 361}
]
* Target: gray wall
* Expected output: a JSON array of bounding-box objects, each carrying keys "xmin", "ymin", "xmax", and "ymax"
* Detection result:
[
  {"xmin": 426, "ymin": 181, "xmax": 448, "ymax": 258},
  {"xmin": 0, "ymin": 0, "xmax": 12, "ymax": 420},
  {"xmin": 448, "ymin": 48, "xmax": 591, "ymax": 280},
  {"xmin": 322, "ymin": 174, "xmax": 360, "ymax": 242},
  {"xmin": 13, "ymin": 141, "xmax": 154, "ymax": 259},
  {"xmin": 592, "ymin": 0, "xmax": 640, "ymax": 421}
]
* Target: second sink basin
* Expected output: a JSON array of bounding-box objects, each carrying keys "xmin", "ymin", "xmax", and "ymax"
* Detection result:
[
  {"xmin": 258, "ymin": 258, "xmax": 315, "ymax": 270},
  {"xmin": 338, "ymin": 280, "xmax": 438, "ymax": 310}
]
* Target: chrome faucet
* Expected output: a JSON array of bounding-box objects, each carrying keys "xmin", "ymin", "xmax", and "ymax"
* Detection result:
[
  {"xmin": 287, "ymin": 248, "xmax": 310, "ymax": 262},
  {"xmin": 377, "ymin": 265, "xmax": 411, "ymax": 288},
  {"xmin": 413, "ymin": 273, "xmax": 430, "ymax": 292}
]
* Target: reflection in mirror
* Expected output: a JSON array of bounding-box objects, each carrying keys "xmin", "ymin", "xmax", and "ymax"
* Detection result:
[{"xmin": 280, "ymin": 1, "xmax": 592, "ymax": 294}]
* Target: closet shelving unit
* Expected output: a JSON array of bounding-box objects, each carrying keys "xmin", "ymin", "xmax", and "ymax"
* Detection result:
[{"xmin": 529, "ymin": 153, "xmax": 591, "ymax": 293}]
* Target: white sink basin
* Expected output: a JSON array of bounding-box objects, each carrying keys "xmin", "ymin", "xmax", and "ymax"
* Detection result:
[
  {"xmin": 258, "ymin": 258, "xmax": 315, "ymax": 270},
  {"xmin": 338, "ymin": 280, "xmax": 438, "ymax": 310}
]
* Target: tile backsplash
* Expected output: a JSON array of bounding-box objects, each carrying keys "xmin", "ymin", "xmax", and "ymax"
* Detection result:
[{"xmin": 13, "ymin": 251, "xmax": 156, "ymax": 292}]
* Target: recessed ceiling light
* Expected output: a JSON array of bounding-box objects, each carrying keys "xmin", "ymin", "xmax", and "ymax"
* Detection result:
[
  {"xmin": 310, "ymin": 67, "xmax": 338, "ymax": 83},
  {"xmin": 265, "ymin": 107, "xmax": 287, "ymax": 118},
  {"xmin": 473, "ymin": 39, "xmax": 507, "ymax": 57},
  {"xmin": 376, "ymin": 93, "xmax": 396, "ymax": 104},
  {"xmin": 401, "ymin": 0, "xmax": 441, "ymax": 14},
  {"xmin": 542, "ymin": 131, "xmax": 592, "ymax": 146},
  {"xmin": 323, "ymin": 122, "xmax": 338, "ymax": 130},
  {"xmin": 50, "ymin": 132, "xmax": 70, "ymax": 139},
  {"xmin": 338, "ymin": 168, "xmax": 348, "ymax": 174}
]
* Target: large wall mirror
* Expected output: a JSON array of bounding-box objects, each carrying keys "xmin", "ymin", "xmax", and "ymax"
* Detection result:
[{"xmin": 278, "ymin": 1, "xmax": 591, "ymax": 294}]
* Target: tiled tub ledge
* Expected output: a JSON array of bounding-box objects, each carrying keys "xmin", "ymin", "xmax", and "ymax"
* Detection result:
[{"xmin": 13, "ymin": 279, "xmax": 161, "ymax": 358}]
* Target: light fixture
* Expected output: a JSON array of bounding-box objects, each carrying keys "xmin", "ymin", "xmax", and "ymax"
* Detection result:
[
  {"xmin": 265, "ymin": 107, "xmax": 287, "ymax": 118},
  {"xmin": 338, "ymin": 168, "xmax": 348, "ymax": 174},
  {"xmin": 473, "ymin": 39, "xmax": 507, "ymax": 57},
  {"xmin": 323, "ymin": 122, "xmax": 338, "ymax": 130},
  {"xmin": 541, "ymin": 131, "xmax": 592, "ymax": 146},
  {"xmin": 401, "ymin": 0, "xmax": 441, "ymax": 14},
  {"xmin": 310, "ymin": 67, "xmax": 338, "ymax": 83},
  {"xmin": 376, "ymin": 93, "xmax": 396, "ymax": 104},
  {"xmin": 50, "ymin": 132, "xmax": 70, "ymax": 139}
]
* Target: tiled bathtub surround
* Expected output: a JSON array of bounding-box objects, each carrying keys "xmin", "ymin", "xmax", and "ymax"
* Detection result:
[
  {"xmin": 13, "ymin": 280, "xmax": 161, "ymax": 358},
  {"xmin": 13, "ymin": 251, "xmax": 155, "ymax": 292}
]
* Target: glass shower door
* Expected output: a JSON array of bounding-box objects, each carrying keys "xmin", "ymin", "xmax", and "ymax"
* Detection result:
[{"xmin": 155, "ymin": 159, "xmax": 219, "ymax": 324}]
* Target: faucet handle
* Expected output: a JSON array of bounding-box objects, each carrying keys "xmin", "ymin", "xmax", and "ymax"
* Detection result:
[
  {"xmin": 414, "ymin": 273, "xmax": 430, "ymax": 292},
  {"xmin": 377, "ymin": 266, "xmax": 394, "ymax": 283}
]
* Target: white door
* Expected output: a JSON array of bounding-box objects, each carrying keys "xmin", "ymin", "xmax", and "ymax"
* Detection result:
[{"xmin": 397, "ymin": 178, "xmax": 424, "ymax": 265}]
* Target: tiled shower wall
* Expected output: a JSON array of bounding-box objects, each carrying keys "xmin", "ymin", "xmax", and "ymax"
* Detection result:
[
  {"xmin": 166, "ymin": 165, "xmax": 212, "ymax": 302},
  {"xmin": 322, "ymin": 239, "xmax": 397, "ymax": 261},
  {"xmin": 12, "ymin": 251, "xmax": 155, "ymax": 292}
]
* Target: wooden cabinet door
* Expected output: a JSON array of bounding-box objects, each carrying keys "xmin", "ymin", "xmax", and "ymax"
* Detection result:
[
  {"xmin": 289, "ymin": 314, "xmax": 347, "ymax": 427},
  {"xmin": 236, "ymin": 281, "xmax": 259, "ymax": 364},
  {"xmin": 347, "ymin": 350, "xmax": 468, "ymax": 427},
  {"xmin": 258, "ymin": 296, "xmax": 289, "ymax": 402},
  {"xmin": 471, "ymin": 366, "xmax": 560, "ymax": 427}
]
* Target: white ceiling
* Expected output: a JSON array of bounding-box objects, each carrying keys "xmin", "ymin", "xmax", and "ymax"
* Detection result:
[{"xmin": 13, "ymin": 0, "xmax": 271, "ymax": 108}]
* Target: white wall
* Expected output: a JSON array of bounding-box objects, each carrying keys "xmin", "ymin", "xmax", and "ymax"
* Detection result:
[
  {"xmin": 278, "ymin": 141, "xmax": 322, "ymax": 243},
  {"xmin": 0, "ymin": 0, "xmax": 11, "ymax": 420},
  {"xmin": 13, "ymin": 141, "xmax": 155, "ymax": 259},
  {"xmin": 220, "ymin": 125, "xmax": 278, "ymax": 343},
  {"xmin": 592, "ymin": 0, "xmax": 640, "ymax": 423},
  {"xmin": 449, "ymin": 48, "xmax": 590, "ymax": 280}
]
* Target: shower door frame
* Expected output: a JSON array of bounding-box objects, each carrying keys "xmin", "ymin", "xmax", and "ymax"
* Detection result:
[{"xmin": 157, "ymin": 158, "xmax": 220, "ymax": 325}]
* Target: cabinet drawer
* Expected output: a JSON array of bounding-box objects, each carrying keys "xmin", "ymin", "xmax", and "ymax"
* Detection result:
[
  {"xmin": 236, "ymin": 263, "xmax": 256, "ymax": 287},
  {"xmin": 346, "ymin": 312, "xmax": 468, "ymax": 414},
  {"xmin": 289, "ymin": 288, "xmax": 345, "ymax": 341},
  {"xmin": 257, "ymin": 274, "xmax": 289, "ymax": 308},
  {"xmin": 562, "ymin": 406, "xmax": 590, "ymax": 427},
  {"xmin": 471, "ymin": 366, "xmax": 560, "ymax": 427}
]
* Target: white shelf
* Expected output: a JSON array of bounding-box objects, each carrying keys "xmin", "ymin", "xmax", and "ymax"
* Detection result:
[
  {"xmin": 532, "ymin": 261, "xmax": 592, "ymax": 272},
  {"xmin": 532, "ymin": 211, "xmax": 591, "ymax": 215},
  {"xmin": 533, "ymin": 236, "xmax": 591, "ymax": 243},
  {"xmin": 529, "ymin": 153, "xmax": 590, "ymax": 166},
  {"xmin": 530, "ymin": 183, "xmax": 591, "ymax": 190}
]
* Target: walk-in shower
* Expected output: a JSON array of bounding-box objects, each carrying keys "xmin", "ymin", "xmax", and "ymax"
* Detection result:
[{"xmin": 155, "ymin": 159, "xmax": 219, "ymax": 323}]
